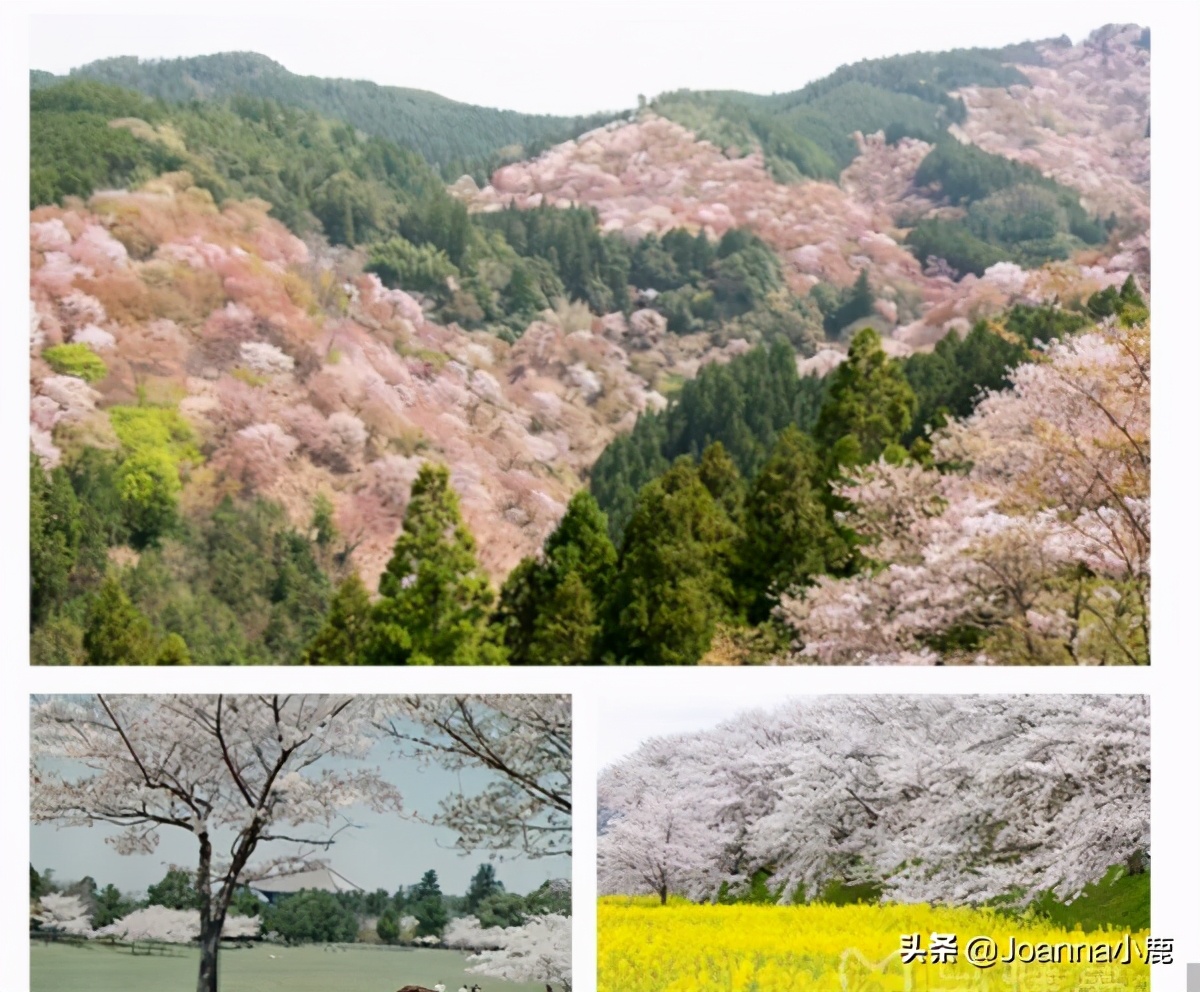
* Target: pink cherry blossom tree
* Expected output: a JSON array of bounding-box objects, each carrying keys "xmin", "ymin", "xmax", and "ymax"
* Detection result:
[
  {"xmin": 781, "ymin": 320, "xmax": 1149, "ymax": 665},
  {"xmin": 30, "ymin": 695, "xmax": 402, "ymax": 992}
]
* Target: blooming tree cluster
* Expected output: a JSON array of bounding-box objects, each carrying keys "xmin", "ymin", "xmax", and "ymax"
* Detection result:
[
  {"xmin": 598, "ymin": 695, "xmax": 1148, "ymax": 906},
  {"xmin": 443, "ymin": 915, "xmax": 506, "ymax": 950},
  {"xmin": 33, "ymin": 893, "xmax": 93, "ymax": 935},
  {"xmin": 378, "ymin": 694, "xmax": 571, "ymax": 859},
  {"xmin": 30, "ymin": 695, "xmax": 401, "ymax": 992},
  {"xmin": 457, "ymin": 913, "xmax": 572, "ymax": 991},
  {"xmin": 93, "ymin": 906, "xmax": 260, "ymax": 943},
  {"xmin": 781, "ymin": 320, "xmax": 1149, "ymax": 665}
]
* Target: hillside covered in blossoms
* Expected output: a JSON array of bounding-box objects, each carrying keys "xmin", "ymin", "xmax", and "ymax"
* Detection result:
[{"xmin": 28, "ymin": 24, "xmax": 1150, "ymax": 664}]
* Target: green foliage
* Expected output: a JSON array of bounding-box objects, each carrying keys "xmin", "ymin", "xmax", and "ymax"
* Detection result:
[
  {"xmin": 905, "ymin": 216, "xmax": 1009, "ymax": 277},
  {"xmin": 409, "ymin": 870, "xmax": 448, "ymax": 938},
  {"xmin": 816, "ymin": 268, "xmax": 876, "ymax": 337},
  {"xmin": 82, "ymin": 576, "xmax": 157, "ymax": 665},
  {"xmin": 465, "ymin": 864, "xmax": 503, "ymax": 914},
  {"xmin": 34, "ymin": 485, "xmax": 333, "ymax": 665},
  {"xmin": 901, "ymin": 321, "xmax": 1024, "ymax": 441},
  {"xmin": 30, "ymin": 81, "xmax": 183, "ymax": 208},
  {"xmin": 375, "ymin": 907, "xmax": 400, "ymax": 944},
  {"xmin": 146, "ymin": 868, "xmax": 201, "ymax": 910},
  {"xmin": 30, "ymin": 455, "xmax": 82, "ymax": 627},
  {"xmin": 901, "ymin": 305, "xmax": 1089, "ymax": 442},
  {"xmin": 116, "ymin": 449, "xmax": 181, "ymax": 546},
  {"xmin": 230, "ymin": 887, "xmax": 263, "ymax": 918},
  {"xmin": 915, "ymin": 136, "xmax": 1048, "ymax": 205},
  {"xmin": 41, "ymin": 343, "xmax": 109, "ymax": 383},
  {"xmin": 495, "ymin": 492, "xmax": 617, "ymax": 665},
  {"xmin": 814, "ymin": 327, "xmax": 916, "ymax": 467},
  {"xmin": 476, "ymin": 204, "xmax": 632, "ymax": 314},
  {"xmin": 655, "ymin": 45, "xmax": 1035, "ymax": 180},
  {"xmin": 154, "ymin": 632, "xmax": 192, "ymax": 665},
  {"xmin": 364, "ymin": 464, "xmax": 504, "ymax": 665},
  {"xmin": 299, "ymin": 573, "xmax": 373, "ymax": 664},
  {"xmin": 107, "ymin": 404, "xmax": 201, "ymax": 546},
  {"xmin": 1086, "ymin": 274, "xmax": 1148, "ymax": 324},
  {"xmin": 475, "ymin": 891, "xmax": 529, "ymax": 928},
  {"xmin": 908, "ymin": 137, "xmax": 1107, "ymax": 274},
  {"xmin": 31, "ymin": 80, "xmax": 448, "ymax": 248},
  {"xmin": 264, "ymin": 889, "xmax": 359, "ymax": 945},
  {"xmin": 47, "ymin": 51, "xmax": 617, "ymax": 170},
  {"xmin": 590, "ymin": 342, "xmax": 826, "ymax": 540},
  {"xmin": 367, "ymin": 236, "xmax": 459, "ymax": 296},
  {"xmin": 743, "ymin": 427, "xmax": 849, "ymax": 618},
  {"xmin": 1026, "ymin": 864, "xmax": 1150, "ymax": 933},
  {"xmin": 311, "ymin": 493, "xmax": 337, "ymax": 548},
  {"xmin": 524, "ymin": 879, "xmax": 572, "ymax": 918},
  {"xmin": 602, "ymin": 459, "xmax": 741, "ymax": 665},
  {"xmin": 629, "ymin": 228, "xmax": 783, "ymax": 333}
]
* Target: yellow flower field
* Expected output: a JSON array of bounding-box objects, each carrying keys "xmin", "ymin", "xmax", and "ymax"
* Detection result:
[{"xmin": 598, "ymin": 897, "xmax": 1151, "ymax": 991}]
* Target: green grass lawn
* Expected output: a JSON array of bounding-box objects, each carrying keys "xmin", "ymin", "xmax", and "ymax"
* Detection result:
[{"xmin": 31, "ymin": 941, "xmax": 547, "ymax": 992}]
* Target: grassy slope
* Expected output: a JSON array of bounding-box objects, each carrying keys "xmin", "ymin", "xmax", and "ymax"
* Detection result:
[
  {"xmin": 30, "ymin": 942, "xmax": 545, "ymax": 992},
  {"xmin": 1029, "ymin": 867, "xmax": 1150, "ymax": 933}
]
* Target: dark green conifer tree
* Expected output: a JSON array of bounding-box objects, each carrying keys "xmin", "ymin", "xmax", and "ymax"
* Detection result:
[
  {"xmin": 602, "ymin": 459, "xmax": 739, "ymax": 665},
  {"xmin": 815, "ymin": 327, "xmax": 917, "ymax": 468},
  {"xmin": 743, "ymin": 426, "xmax": 849, "ymax": 619},
  {"xmin": 363, "ymin": 464, "xmax": 504, "ymax": 665}
]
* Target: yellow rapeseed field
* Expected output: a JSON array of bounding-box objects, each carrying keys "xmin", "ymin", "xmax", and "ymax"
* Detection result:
[{"xmin": 598, "ymin": 897, "xmax": 1151, "ymax": 991}]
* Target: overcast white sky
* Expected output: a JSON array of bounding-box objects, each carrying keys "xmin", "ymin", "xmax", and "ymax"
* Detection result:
[
  {"xmin": 26, "ymin": 0, "xmax": 1155, "ymax": 116},
  {"xmin": 597, "ymin": 690, "xmax": 796, "ymax": 770}
]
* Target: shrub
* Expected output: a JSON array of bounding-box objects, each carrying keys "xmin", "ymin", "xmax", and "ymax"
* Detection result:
[{"xmin": 42, "ymin": 343, "xmax": 108, "ymax": 383}]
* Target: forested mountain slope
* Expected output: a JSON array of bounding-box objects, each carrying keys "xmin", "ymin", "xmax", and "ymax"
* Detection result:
[
  {"xmin": 28, "ymin": 24, "xmax": 1150, "ymax": 664},
  {"xmin": 32, "ymin": 52, "xmax": 617, "ymax": 173}
]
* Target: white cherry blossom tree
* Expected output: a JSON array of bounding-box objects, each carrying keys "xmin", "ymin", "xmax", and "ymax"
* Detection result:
[
  {"xmin": 599, "ymin": 695, "xmax": 1148, "ymax": 907},
  {"xmin": 465, "ymin": 913, "xmax": 572, "ymax": 991},
  {"xmin": 93, "ymin": 905, "xmax": 260, "ymax": 943},
  {"xmin": 33, "ymin": 892, "xmax": 93, "ymax": 936},
  {"xmin": 30, "ymin": 695, "xmax": 402, "ymax": 992}
]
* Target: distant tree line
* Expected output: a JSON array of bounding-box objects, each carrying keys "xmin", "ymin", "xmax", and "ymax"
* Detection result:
[{"xmin": 31, "ymin": 863, "xmax": 568, "ymax": 944}]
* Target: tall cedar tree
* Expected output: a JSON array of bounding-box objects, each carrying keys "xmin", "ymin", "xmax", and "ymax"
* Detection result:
[
  {"xmin": 743, "ymin": 426, "xmax": 849, "ymax": 620},
  {"xmin": 30, "ymin": 454, "xmax": 81, "ymax": 627},
  {"xmin": 299, "ymin": 573, "xmax": 373, "ymax": 664},
  {"xmin": 83, "ymin": 576, "xmax": 157, "ymax": 665},
  {"xmin": 697, "ymin": 442, "xmax": 745, "ymax": 524},
  {"xmin": 603, "ymin": 459, "xmax": 740, "ymax": 665},
  {"xmin": 496, "ymin": 492, "xmax": 617, "ymax": 665},
  {"xmin": 815, "ymin": 327, "xmax": 917, "ymax": 468},
  {"xmin": 466, "ymin": 863, "xmax": 504, "ymax": 913},
  {"xmin": 363, "ymin": 464, "xmax": 504, "ymax": 664},
  {"xmin": 411, "ymin": 869, "xmax": 448, "ymax": 937}
]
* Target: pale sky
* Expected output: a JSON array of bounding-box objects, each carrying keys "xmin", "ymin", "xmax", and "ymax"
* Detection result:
[
  {"xmin": 597, "ymin": 690, "xmax": 795, "ymax": 770},
  {"xmin": 25, "ymin": 0, "xmax": 1156, "ymax": 116},
  {"xmin": 31, "ymin": 717, "xmax": 570, "ymax": 900}
]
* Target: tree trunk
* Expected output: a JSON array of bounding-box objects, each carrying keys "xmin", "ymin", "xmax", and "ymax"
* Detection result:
[
  {"xmin": 196, "ymin": 917, "xmax": 222, "ymax": 992},
  {"xmin": 658, "ymin": 884, "xmax": 668, "ymax": 905}
]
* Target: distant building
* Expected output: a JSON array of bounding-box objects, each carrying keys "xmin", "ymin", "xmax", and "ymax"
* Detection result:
[{"xmin": 249, "ymin": 867, "xmax": 364, "ymax": 905}]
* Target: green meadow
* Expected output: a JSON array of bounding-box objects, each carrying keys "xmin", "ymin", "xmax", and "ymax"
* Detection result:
[{"xmin": 30, "ymin": 942, "xmax": 545, "ymax": 992}]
